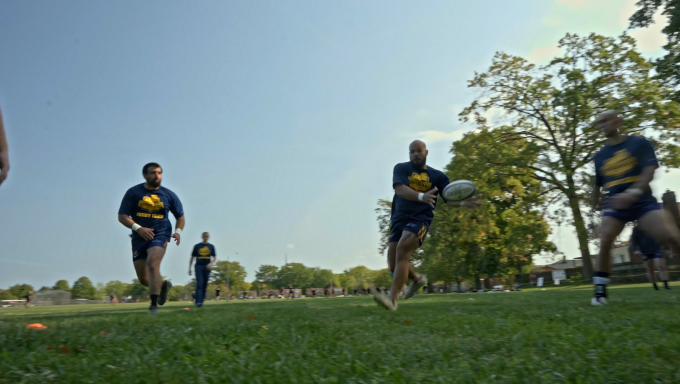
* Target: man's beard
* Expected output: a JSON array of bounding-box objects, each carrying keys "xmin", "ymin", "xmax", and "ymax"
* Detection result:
[
  {"xmin": 410, "ymin": 159, "xmax": 426, "ymax": 169},
  {"xmin": 147, "ymin": 180, "xmax": 161, "ymax": 188}
]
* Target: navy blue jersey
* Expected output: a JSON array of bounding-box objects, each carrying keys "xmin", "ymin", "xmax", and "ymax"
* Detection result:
[
  {"xmin": 630, "ymin": 226, "xmax": 661, "ymax": 255},
  {"xmin": 594, "ymin": 136, "xmax": 658, "ymax": 206},
  {"xmin": 192, "ymin": 243, "xmax": 216, "ymax": 265},
  {"xmin": 118, "ymin": 184, "xmax": 184, "ymax": 241},
  {"xmin": 391, "ymin": 162, "xmax": 450, "ymax": 224}
]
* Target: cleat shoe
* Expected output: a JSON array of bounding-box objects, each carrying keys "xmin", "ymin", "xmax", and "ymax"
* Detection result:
[
  {"xmin": 591, "ymin": 297, "xmax": 608, "ymax": 306},
  {"xmin": 149, "ymin": 306, "xmax": 159, "ymax": 315},
  {"xmin": 403, "ymin": 274, "xmax": 428, "ymax": 300},
  {"xmin": 158, "ymin": 281, "xmax": 172, "ymax": 306},
  {"xmin": 373, "ymin": 292, "xmax": 397, "ymax": 311}
]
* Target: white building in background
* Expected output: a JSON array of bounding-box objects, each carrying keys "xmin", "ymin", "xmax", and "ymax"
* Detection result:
[{"xmin": 611, "ymin": 244, "xmax": 630, "ymax": 264}]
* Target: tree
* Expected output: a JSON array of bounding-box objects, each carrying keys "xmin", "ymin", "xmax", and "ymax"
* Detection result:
[
  {"xmin": 276, "ymin": 263, "xmax": 314, "ymax": 291},
  {"xmin": 0, "ymin": 289, "xmax": 15, "ymax": 300},
  {"xmin": 8, "ymin": 284, "xmax": 33, "ymax": 299},
  {"xmin": 168, "ymin": 284, "xmax": 184, "ymax": 301},
  {"xmin": 311, "ymin": 268, "xmax": 335, "ymax": 288},
  {"xmin": 375, "ymin": 199, "xmax": 393, "ymax": 254},
  {"xmin": 53, "ymin": 280, "xmax": 70, "ymax": 291},
  {"xmin": 343, "ymin": 266, "xmax": 375, "ymax": 289},
  {"xmin": 104, "ymin": 280, "xmax": 127, "ymax": 296},
  {"xmin": 629, "ymin": 3, "xmax": 680, "ymax": 102},
  {"xmin": 254, "ymin": 265, "xmax": 279, "ymax": 289},
  {"xmin": 126, "ymin": 279, "xmax": 149, "ymax": 299},
  {"xmin": 372, "ymin": 269, "xmax": 392, "ymax": 288},
  {"xmin": 460, "ymin": 33, "xmax": 680, "ymax": 279},
  {"xmin": 211, "ymin": 260, "xmax": 248, "ymax": 291},
  {"xmin": 629, "ymin": 1, "xmax": 680, "ymax": 41},
  {"xmin": 71, "ymin": 277, "xmax": 97, "ymax": 300}
]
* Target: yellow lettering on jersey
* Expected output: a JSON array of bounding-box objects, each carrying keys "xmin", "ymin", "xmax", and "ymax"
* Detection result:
[
  {"xmin": 151, "ymin": 214, "xmax": 164, "ymax": 219},
  {"xmin": 138, "ymin": 194, "xmax": 164, "ymax": 212},
  {"xmin": 602, "ymin": 149, "xmax": 637, "ymax": 177},
  {"xmin": 136, "ymin": 213, "xmax": 152, "ymax": 218},
  {"xmin": 603, "ymin": 176, "xmax": 639, "ymax": 189},
  {"xmin": 408, "ymin": 172, "xmax": 432, "ymax": 192},
  {"xmin": 198, "ymin": 246, "xmax": 211, "ymax": 256}
]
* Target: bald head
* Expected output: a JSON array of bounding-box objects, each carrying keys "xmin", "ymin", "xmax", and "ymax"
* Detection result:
[
  {"xmin": 409, "ymin": 140, "xmax": 428, "ymax": 168},
  {"xmin": 410, "ymin": 140, "xmax": 426, "ymax": 150},
  {"xmin": 594, "ymin": 110, "xmax": 623, "ymax": 138}
]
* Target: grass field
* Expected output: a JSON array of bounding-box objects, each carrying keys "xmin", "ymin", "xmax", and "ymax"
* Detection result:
[{"xmin": 2, "ymin": 284, "xmax": 680, "ymax": 383}]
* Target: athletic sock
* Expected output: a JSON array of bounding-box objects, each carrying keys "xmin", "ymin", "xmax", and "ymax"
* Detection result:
[
  {"xmin": 594, "ymin": 271, "xmax": 610, "ymax": 299},
  {"xmin": 150, "ymin": 294, "xmax": 159, "ymax": 307},
  {"xmin": 653, "ymin": 283, "xmax": 659, "ymax": 290}
]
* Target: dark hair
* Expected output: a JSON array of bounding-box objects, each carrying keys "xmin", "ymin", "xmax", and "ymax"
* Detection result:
[
  {"xmin": 142, "ymin": 162, "xmax": 162, "ymax": 175},
  {"xmin": 202, "ymin": 232, "xmax": 209, "ymax": 236}
]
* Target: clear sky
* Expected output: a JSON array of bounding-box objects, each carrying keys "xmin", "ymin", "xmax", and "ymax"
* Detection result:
[{"xmin": 1, "ymin": 0, "xmax": 677, "ymax": 289}]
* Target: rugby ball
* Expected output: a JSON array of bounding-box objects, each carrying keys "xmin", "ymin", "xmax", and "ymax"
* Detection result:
[{"xmin": 442, "ymin": 180, "xmax": 476, "ymax": 202}]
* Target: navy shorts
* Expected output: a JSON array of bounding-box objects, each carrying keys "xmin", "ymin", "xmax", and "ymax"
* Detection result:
[
  {"xmin": 388, "ymin": 220, "xmax": 429, "ymax": 246},
  {"xmin": 602, "ymin": 202, "xmax": 661, "ymax": 223},
  {"xmin": 132, "ymin": 236, "xmax": 169, "ymax": 261},
  {"xmin": 643, "ymin": 252, "xmax": 664, "ymax": 262}
]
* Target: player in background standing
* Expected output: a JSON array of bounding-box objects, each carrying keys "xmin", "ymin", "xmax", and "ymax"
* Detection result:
[
  {"xmin": 374, "ymin": 140, "xmax": 481, "ymax": 311},
  {"xmin": 592, "ymin": 111, "xmax": 680, "ymax": 305},
  {"xmin": 0, "ymin": 105, "xmax": 10, "ymax": 186},
  {"xmin": 630, "ymin": 225, "xmax": 671, "ymax": 290},
  {"xmin": 188, "ymin": 232, "xmax": 217, "ymax": 307},
  {"xmin": 118, "ymin": 162, "xmax": 185, "ymax": 314}
]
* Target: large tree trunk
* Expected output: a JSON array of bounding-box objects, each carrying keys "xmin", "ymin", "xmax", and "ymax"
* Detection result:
[{"xmin": 565, "ymin": 182, "xmax": 594, "ymax": 280}]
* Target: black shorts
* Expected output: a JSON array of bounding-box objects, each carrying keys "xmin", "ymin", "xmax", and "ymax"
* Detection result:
[{"xmin": 388, "ymin": 220, "xmax": 429, "ymax": 246}]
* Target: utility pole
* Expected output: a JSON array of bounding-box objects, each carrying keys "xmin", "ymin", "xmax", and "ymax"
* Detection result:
[{"xmin": 285, "ymin": 253, "xmax": 287, "ymax": 265}]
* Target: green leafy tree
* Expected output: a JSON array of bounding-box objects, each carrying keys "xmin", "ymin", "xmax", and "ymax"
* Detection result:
[
  {"xmin": 311, "ymin": 268, "xmax": 336, "ymax": 288},
  {"xmin": 629, "ymin": 2, "xmax": 680, "ymax": 102},
  {"xmin": 168, "ymin": 284, "xmax": 184, "ymax": 301},
  {"xmin": 254, "ymin": 264, "xmax": 280, "ymax": 289},
  {"xmin": 71, "ymin": 277, "xmax": 97, "ymax": 300},
  {"xmin": 460, "ymin": 33, "xmax": 680, "ymax": 278},
  {"xmin": 276, "ymin": 263, "xmax": 314, "ymax": 291},
  {"xmin": 0, "ymin": 289, "xmax": 15, "ymax": 300},
  {"xmin": 375, "ymin": 199, "xmax": 393, "ymax": 254},
  {"xmin": 8, "ymin": 284, "xmax": 34, "ymax": 299},
  {"xmin": 417, "ymin": 129, "xmax": 555, "ymax": 288},
  {"xmin": 95, "ymin": 283, "xmax": 106, "ymax": 299},
  {"xmin": 104, "ymin": 280, "xmax": 126, "ymax": 296},
  {"xmin": 53, "ymin": 280, "xmax": 70, "ymax": 291},
  {"xmin": 211, "ymin": 260, "xmax": 248, "ymax": 291},
  {"xmin": 629, "ymin": 1, "xmax": 680, "ymax": 40},
  {"xmin": 372, "ymin": 269, "xmax": 392, "ymax": 289},
  {"xmin": 126, "ymin": 279, "xmax": 149, "ymax": 299},
  {"xmin": 343, "ymin": 266, "xmax": 375, "ymax": 289}
]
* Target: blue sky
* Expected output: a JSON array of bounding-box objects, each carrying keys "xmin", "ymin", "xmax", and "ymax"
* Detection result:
[{"xmin": 1, "ymin": 0, "xmax": 676, "ymax": 289}]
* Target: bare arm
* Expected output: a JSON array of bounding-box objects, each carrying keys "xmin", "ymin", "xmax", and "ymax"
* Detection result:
[
  {"xmin": 629, "ymin": 165, "xmax": 657, "ymax": 193},
  {"xmin": 394, "ymin": 184, "xmax": 437, "ymax": 208},
  {"xmin": 175, "ymin": 215, "xmax": 186, "ymax": 231},
  {"xmin": 0, "ymin": 106, "xmax": 9, "ymax": 186},
  {"xmin": 188, "ymin": 255, "xmax": 194, "ymax": 275},
  {"xmin": 394, "ymin": 184, "xmax": 424, "ymax": 201},
  {"xmin": 171, "ymin": 215, "xmax": 186, "ymax": 245},
  {"xmin": 118, "ymin": 214, "xmax": 136, "ymax": 228},
  {"xmin": 118, "ymin": 214, "xmax": 154, "ymax": 240},
  {"xmin": 207, "ymin": 255, "xmax": 217, "ymax": 269}
]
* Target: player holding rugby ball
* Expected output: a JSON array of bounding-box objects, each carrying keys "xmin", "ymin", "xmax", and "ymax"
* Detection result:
[{"xmin": 374, "ymin": 140, "xmax": 481, "ymax": 311}]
